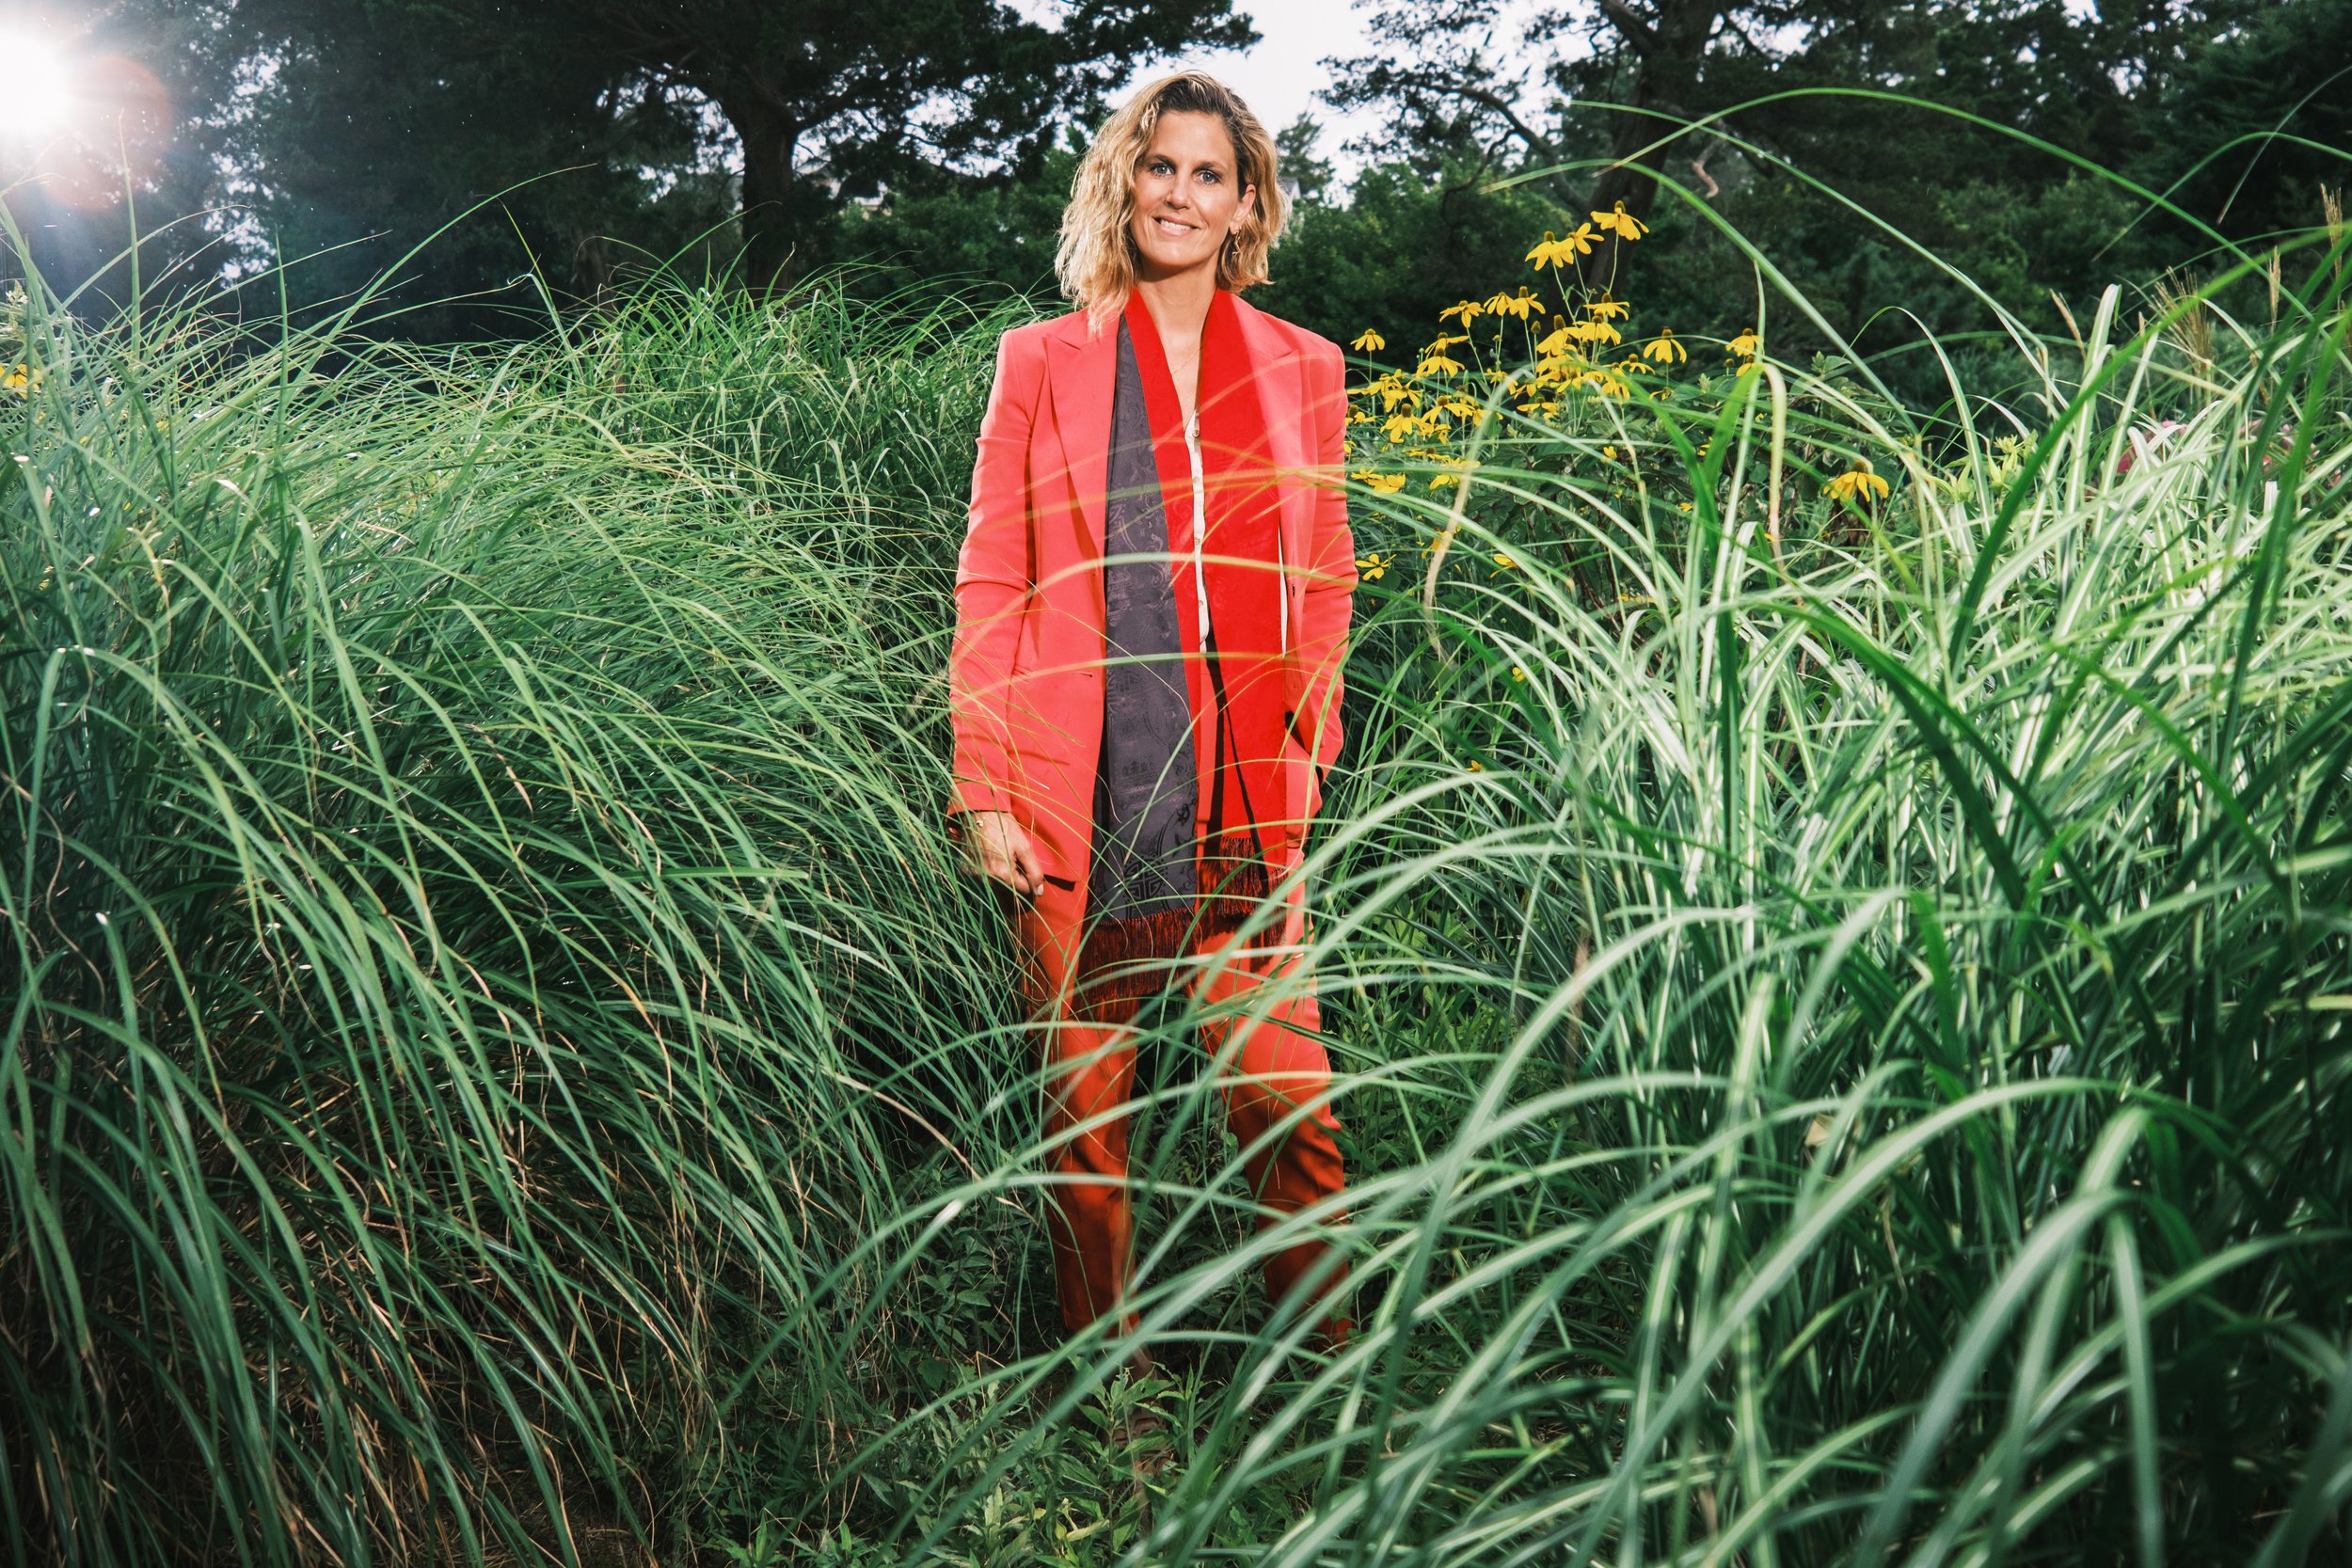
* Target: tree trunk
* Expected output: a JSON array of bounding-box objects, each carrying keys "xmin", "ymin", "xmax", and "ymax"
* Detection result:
[
  {"xmin": 1577, "ymin": 0, "xmax": 1724, "ymax": 296},
  {"xmin": 720, "ymin": 92, "xmax": 802, "ymax": 298}
]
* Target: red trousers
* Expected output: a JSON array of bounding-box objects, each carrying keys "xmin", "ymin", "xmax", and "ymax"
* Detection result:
[{"xmin": 1016, "ymin": 866, "xmax": 1351, "ymax": 1344}]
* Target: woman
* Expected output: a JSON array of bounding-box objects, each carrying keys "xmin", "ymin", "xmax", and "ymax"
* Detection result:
[{"xmin": 946, "ymin": 71, "xmax": 1357, "ymax": 1360}]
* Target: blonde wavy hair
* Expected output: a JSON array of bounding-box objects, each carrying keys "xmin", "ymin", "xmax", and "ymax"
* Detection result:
[{"xmin": 1055, "ymin": 71, "xmax": 1286, "ymax": 332}]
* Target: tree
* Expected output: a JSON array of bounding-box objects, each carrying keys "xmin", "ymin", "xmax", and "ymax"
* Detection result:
[
  {"xmin": 1276, "ymin": 116, "xmax": 1337, "ymax": 206},
  {"xmin": 126, "ymin": 0, "xmax": 1251, "ymax": 319},
  {"xmin": 1323, "ymin": 0, "xmax": 2260, "ymax": 303},
  {"xmin": 516, "ymin": 2, "xmax": 1255, "ymax": 293},
  {"xmin": 1326, "ymin": 0, "xmax": 1764, "ymax": 294}
]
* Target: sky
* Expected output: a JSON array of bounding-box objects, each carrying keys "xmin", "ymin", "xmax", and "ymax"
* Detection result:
[
  {"xmin": 1111, "ymin": 0, "xmax": 1388, "ymax": 175},
  {"xmin": 1003, "ymin": 0, "xmax": 1404, "ymax": 179}
]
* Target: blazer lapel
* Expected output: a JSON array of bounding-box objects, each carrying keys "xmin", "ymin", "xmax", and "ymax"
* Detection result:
[
  {"xmin": 1043, "ymin": 312, "xmax": 1118, "ymax": 559},
  {"xmin": 1230, "ymin": 297, "xmax": 1311, "ymax": 564}
]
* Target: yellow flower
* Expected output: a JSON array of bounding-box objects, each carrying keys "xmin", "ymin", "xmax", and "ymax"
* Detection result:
[
  {"xmin": 1489, "ymin": 550, "xmax": 1518, "ymax": 572},
  {"xmin": 1567, "ymin": 318, "xmax": 1622, "ymax": 346},
  {"xmin": 1355, "ymin": 550, "xmax": 1394, "ymax": 579},
  {"xmin": 1438, "ymin": 299, "xmax": 1484, "ymax": 325},
  {"xmin": 1535, "ymin": 324, "xmax": 1579, "ymax": 358},
  {"xmin": 1825, "ymin": 459, "xmax": 1891, "ymax": 506},
  {"xmin": 1525, "ymin": 224, "xmax": 1597, "ymax": 271},
  {"xmin": 1382, "ymin": 412, "xmax": 1420, "ymax": 442},
  {"xmin": 1639, "ymin": 328, "xmax": 1687, "ymax": 365},
  {"xmin": 1585, "ymin": 298, "xmax": 1630, "ymax": 321},
  {"xmin": 1600, "ymin": 445, "xmax": 1619, "ymax": 462},
  {"xmin": 1465, "ymin": 759, "xmax": 1484, "ymax": 772},
  {"xmin": 1439, "ymin": 395, "xmax": 1483, "ymax": 420},
  {"xmin": 2, "ymin": 362, "xmax": 37, "ymax": 397},
  {"xmin": 1351, "ymin": 327, "xmax": 1387, "ymax": 353},
  {"xmin": 1483, "ymin": 287, "xmax": 1542, "ymax": 320},
  {"xmin": 1510, "ymin": 665, "xmax": 1527, "ymax": 682},
  {"xmin": 1352, "ymin": 471, "xmax": 1408, "ymax": 496},
  {"xmin": 1590, "ymin": 201, "xmax": 1649, "ymax": 241},
  {"xmin": 1726, "ymin": 328, "xmax": 1761, "ymax": 360},
  {"xmin": 1585, "ymin": 372, "xmax": 1632, "ymax": 399},
  {"xmin": 1415, "ymin": 352, "xmax": 1465, "ymax": 377}
]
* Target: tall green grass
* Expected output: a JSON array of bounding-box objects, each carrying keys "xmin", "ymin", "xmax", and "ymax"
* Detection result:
[
  {"xmin": 1, "ymin": 260, "xmax": 1043, "ymax": 1563},
  {"xmin": 4, "ymin": 211, "xmax": 2349, "ymax": 1567}
]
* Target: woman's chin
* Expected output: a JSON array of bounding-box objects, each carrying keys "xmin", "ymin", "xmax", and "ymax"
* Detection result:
[{"xmin": 1134, "ymin": 247, "xmax": 1214, "ymax": 281}]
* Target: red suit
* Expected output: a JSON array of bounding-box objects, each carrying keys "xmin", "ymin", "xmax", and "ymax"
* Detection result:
[{"xmin": 946, "ymin": 291, "xmax": 1358, "ymax": 1341}]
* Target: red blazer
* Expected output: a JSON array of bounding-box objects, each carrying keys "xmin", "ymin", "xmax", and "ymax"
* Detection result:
[{"xmin": 947, "ymin": 293, "xmax": 1356, "ymax": 910}]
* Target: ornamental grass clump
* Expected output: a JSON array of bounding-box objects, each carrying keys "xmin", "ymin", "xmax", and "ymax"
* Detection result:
[
  {"xmin": 1, "ymin": 250, "xmax": 1037, "ymax": 1563},
  {"xmin": 1186, "ymin": 262, "xmax": 2351, "ymax": 1567},
  {"xmin": 842, "ymin": 229, "xmax": 2352, "ymax": 1564}
]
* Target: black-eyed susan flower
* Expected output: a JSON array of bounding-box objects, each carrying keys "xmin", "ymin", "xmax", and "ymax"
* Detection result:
[
  {"xmin": 1640, "ymin": 329, "xmax": 1687, "ymax": 365},
  {"xmin": 1590, "ymin": 201, "xmax": 1649, "ymax": 241},
  {"xmin": 1825, "ymin": 459, "xmax": 1891, "ymax": 506},
  {"xmin": 1586, "ymin": 298, "xmax": 1630, "ymax": 321},
  {"xmin": 1726, "ymin": 328, "xmax": 1761, "ymax": 360},
  {"xmin": 1355, "ymin": 550, "xmax": 1395, "ymax": 581},
  {"xmin": 1438, "ymin": 299, "xmax": 1484, "ymax": 326},
  {"xmin": 1484, "ymin": 287, "xmax": 1542, "ymax": 320},
  {"xmin": 1526, "ymin": 224, "xmax": 1597, "ymax": 271},
  {"xmin": 1351, "ymin": 327, "xmax": 1387, "ymax": 352}
]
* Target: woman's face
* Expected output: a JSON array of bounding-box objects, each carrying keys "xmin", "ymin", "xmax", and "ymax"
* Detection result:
[{"xmin": 1128, "ymin": 110, "xmax": 1255, "ymax": 282}]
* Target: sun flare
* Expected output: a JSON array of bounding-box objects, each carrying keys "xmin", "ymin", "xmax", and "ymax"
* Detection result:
[{"xmin": 0, "ymin": 31, "xmax": 74, "ymax": 140}]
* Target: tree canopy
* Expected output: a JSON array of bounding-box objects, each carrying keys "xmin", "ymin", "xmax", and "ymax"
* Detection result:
[
  {"xmin": 69, "ymin": 0, "xmax": 1248, "ymax": 329},
  {"xmin": 7, "ymin": 0, "xmax": 2342, "ymax": 355}
]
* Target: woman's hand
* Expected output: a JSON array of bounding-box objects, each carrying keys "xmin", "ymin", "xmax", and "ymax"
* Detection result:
[{"xmin": 960, "ymin": 810, "xmax": 1045, "ymax": 898}]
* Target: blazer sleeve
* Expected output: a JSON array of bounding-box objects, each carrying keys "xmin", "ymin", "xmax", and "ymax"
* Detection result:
[
  {"xmin": 1292, "ymin": 340, "xmax": 1357, "ymax": 788},
  {"xmin": 946, "ymin": 328, "xmax": 1041, "ymax": 817}
]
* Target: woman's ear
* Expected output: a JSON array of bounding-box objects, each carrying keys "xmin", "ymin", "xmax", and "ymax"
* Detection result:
[{"xmin": 1232, "ymin": 183, "xmax": 1258, "ymax": 238}]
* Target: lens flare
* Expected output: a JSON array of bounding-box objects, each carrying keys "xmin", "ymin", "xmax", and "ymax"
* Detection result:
[{"xmin": 0, "ymin": 31, "xmax": 74, "ymax": 140}]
